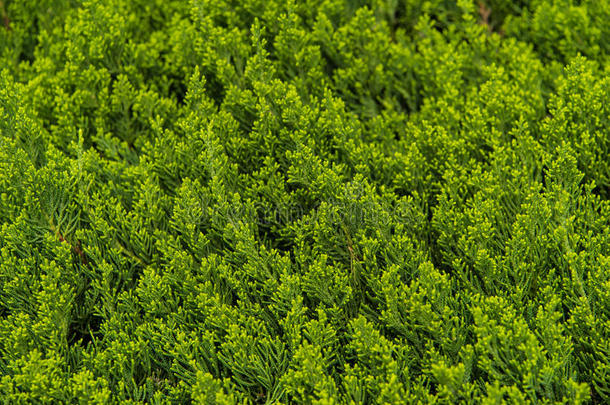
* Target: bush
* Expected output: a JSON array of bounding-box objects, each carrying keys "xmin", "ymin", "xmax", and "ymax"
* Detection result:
[{"xmin": 1, "ymin": 0, "xmax": 609, "ymax": 403}]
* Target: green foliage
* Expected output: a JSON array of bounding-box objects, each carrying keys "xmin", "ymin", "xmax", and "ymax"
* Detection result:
[{"xmin": 1, "ymin": 0, "xmax": 609, "ymax": 403}]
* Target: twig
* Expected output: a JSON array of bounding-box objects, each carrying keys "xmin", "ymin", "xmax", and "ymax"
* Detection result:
[
  {"xmin": 0, "ymin": 1, "xmax": 10, "ymax": 31},
  {"xmin": 478, "ymin": 2, "xmax": 492, "ymax": 33},
  {"xmin": 52, "ymin": 222, "xmax": 88, "ymax": 265}
]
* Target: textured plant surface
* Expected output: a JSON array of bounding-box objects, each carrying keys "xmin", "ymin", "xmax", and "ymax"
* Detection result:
[{"xmin": 1, "ymin": 0, "xmax": 609, "ymax": 403}]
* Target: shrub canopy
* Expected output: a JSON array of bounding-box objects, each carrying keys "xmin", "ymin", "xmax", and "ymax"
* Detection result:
[{"xmin": 0, "ymin": 0, "xmax": 609, "ymax": 403}]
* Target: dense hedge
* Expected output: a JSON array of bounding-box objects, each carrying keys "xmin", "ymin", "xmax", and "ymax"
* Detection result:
[{"xmin": 1, "ymin": 0, "xmax": 609, "ymax": 403}]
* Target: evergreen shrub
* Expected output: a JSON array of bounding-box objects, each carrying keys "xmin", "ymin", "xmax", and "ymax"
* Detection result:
[{"xmin": 0, "ymin": 0, "xmax": 609, "ymax": 403}]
